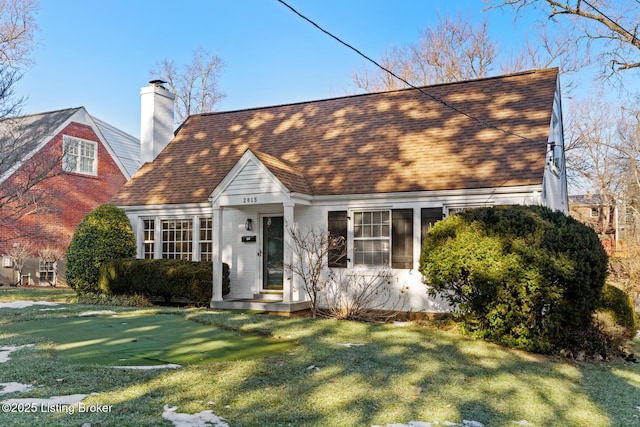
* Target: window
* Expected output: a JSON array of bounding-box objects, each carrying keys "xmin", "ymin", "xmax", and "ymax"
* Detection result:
[
  {"xmin": 353, "ymin": 210, "xmax": 390, "ymax": 266},
  {"xmin": 328, "ymin": 211, "xmax": 348, "ymax": 267},
  {"xmin": 63, "ymin": 136, "xmax": 97, "ymax": 175},
  {"xmin": 161, "ymin": 219, "xmax": 193, "ymax": 260},
  {"xmin": 590, "ymin": 207, "xmax": 600, "ymax": 218},
  {"xmin": 143, "ymin": 219, "xmax": 155, "ymax": 259},
  {"xmin": 39, "ymin": 259, "xmax": 55, "ymax": 284},
  {"xmin": 199, "ymin": 217, "xmax": 213, "ymax": 262}
]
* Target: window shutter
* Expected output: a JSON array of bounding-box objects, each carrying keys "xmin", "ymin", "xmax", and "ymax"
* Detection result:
[
  {"xmin": 328, "ymin": 211, "xmax": 347, "ymax": 267},
  {"xmin": 392, "ymin": 209, "xmax": 413, "ymax": 269},
  {"xmin": 421, "ymin": 207, "xmax": 443, "ymax": 248}
]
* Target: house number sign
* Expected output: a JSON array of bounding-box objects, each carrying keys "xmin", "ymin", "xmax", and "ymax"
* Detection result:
[{"xmin": 242, "ymin": 196, "xmax": 258, "ymax": 204}]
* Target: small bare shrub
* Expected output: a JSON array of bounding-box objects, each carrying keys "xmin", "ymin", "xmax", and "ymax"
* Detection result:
[{"xmin": 320, "ymin": 267, "xmax": 408, "ymax": 322}]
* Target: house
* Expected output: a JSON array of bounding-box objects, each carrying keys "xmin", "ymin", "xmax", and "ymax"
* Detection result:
[
  {"xmin": 569, "ymin": 194, "xmax": 619, "ymax": 255},
  {"xmin": 113, "ymin": 68, "xmax": 568, "ymax": 313},
  {"xmin": 0, "ymin": 107, "xmax": 140, "ymax": 286}
]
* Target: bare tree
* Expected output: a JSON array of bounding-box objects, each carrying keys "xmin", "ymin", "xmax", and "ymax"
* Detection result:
[
  {"xmin": 151, "ymin": 47, "xmax": 226, "ymax": 124},
  {"xmin": 352, "ymin": 13, "xmax": 500, "ymax": 92},
  {"xmin": 492, "ymin": 0, "xmax": 640, "ymax": 77},
  {"xmin": 351, "ymin": 11, "xmax": 580, "ymax": 93},
  {"xmin": 7, "ymin": 242, "xmax": 31, "ymax": 286},
  {"xmin": 0, "ymin": 0, "xmax": 38, "ymax": 117},
  {"xmin": 0, "ymin": 114, "xmax": 71, "ymax": 245},
  {"xmin": 285, "ymin": 226, "xmax": 345, "ymax": 318}
]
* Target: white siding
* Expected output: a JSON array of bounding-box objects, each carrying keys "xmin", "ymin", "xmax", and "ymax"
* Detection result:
[{"xmin": 224, "ymin": 161, "xmax": 283, "ymax": 196}]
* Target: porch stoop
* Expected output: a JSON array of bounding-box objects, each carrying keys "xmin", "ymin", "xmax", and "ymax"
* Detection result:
[{"xmin": 210, "ymin": 298, "xmax": 310, "ymax": 313}]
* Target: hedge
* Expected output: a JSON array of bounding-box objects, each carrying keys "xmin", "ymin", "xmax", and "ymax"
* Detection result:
[{"xmin": 98, "ymin": 259, "xmax": 230, "ymax": 305}]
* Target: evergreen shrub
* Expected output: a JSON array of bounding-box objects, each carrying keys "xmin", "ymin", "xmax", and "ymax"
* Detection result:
[
  {"xmin": 420, "ymin": 205, "xmax": 608, "ymax": 354},
  {"xmin": 66, "ymin": 204, "xmax": 136, "ymax": 293},
  {"xmin": 99, "ymin": 258, "xmax": 230, "ymax": 304},
  {"xmin": 598, "ymin": 283, "xmax": 638, "ymax": 334}
]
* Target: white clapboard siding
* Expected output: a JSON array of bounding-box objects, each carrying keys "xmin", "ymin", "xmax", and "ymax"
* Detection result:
[{"xmin": 224, "ymin": 160, "xmax": 283, "ymax": 196}]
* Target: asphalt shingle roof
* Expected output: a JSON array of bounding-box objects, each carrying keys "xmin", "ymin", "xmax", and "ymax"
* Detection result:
[{"xmin": 113, "ymin": 68, "xmax": 558, "ymax": 206}]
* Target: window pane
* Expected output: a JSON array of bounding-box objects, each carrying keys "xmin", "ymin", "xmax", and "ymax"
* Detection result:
[
  {"xmin": 161, "ymin": 219, "xmax": 192, "ymax": 260},
  {"xmin": 353, "ymin": 211, "xmax": 391, "ymax": 267}
]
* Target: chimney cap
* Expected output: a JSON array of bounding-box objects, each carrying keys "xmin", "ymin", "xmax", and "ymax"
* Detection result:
[{"xmin": 149, "ymin": 79, "xmax": 168, "ymax": 87}]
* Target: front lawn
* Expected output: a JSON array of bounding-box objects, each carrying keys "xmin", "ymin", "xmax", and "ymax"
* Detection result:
[{"xmin": 1, "ymin": 287, "xmax": 639, "ymax": 426}]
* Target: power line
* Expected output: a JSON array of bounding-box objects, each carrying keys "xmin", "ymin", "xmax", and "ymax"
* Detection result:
[{"xmin": 276, "ymin": 0, "xmax": 540, "ymax": 144}]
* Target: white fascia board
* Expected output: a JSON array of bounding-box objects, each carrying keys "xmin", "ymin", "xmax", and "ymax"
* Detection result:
[
  {"xmin": 310, "ymin": 185, "xmax": 544, "ymax": 204},
  {"xmin": 119, "ymin": 202, "xmax": 213, "ymax": 217},
  {"xmin": 82, "ymin": 111, "xmax": 131, "ymax": 179}
]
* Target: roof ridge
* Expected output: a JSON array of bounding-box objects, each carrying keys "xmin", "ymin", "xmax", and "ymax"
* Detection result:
[
  {"xmin": 0, "ymin": 106, "xmax": 83, "ymax": 122},
  {"xmin": 188, "ymin": 68, "xmax": 557, "ymax": 119}
]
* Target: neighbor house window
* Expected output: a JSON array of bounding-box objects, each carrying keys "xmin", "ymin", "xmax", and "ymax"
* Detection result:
[
  {"xmin": 143, "ymin": 219, "xmax": 155, "ymax": 259},
  {"xmin": 590, "ymin": 207, "xmax": 600, "ymax": 218},
  {"xmin": 63, "ymin": 135, "xmax": 97, "ymax": 175},
  {"xmin": 199, "ymin": 217, "xmax": 213, "ymax": 262},
  {"xmin": 39, "ymin": 259, "xmax": 54, "ymax": 284},
  {"xmin": 353, "ymin": 210, "xmax": 390, "ymax": 266},
  {"xmin": 161, "ymin": 219, "xmax": 193, "ymax": 260}
]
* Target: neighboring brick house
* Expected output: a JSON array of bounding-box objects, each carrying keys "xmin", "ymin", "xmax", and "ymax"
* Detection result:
[
  {"xmin": 569, "ymin": 194, "xmax": 618, "ymax": 255},
  {"xmin": 114, "ymin": 68, "xmax": 568, "ymax": 313},
  {"xmin": 0, "ymin": 107, "xmax": 140, "ymax": 286}
]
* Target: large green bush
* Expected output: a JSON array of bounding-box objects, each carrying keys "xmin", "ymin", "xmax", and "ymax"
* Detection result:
[
  {"xmin": 98, "ymin": 258, "xmax": 230, "ymax": 304},
  {"xmin": 66, "ymin": 204, "xmax": 136, "ymax": 293},
  {"xmin": 420, "ymin": 205, "xmax": 608, "ymax": 354}
]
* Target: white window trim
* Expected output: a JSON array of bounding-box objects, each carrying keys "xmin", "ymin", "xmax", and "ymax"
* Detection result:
[
  {"xmin": 63, "ymin": 135, "xmax": 98, "ymax": 176},
  {"xmin": 349, "ymin": 209, "xmax": 392, "ymax": 268},
  {"xmin": 138, "ymin": 215, "xmax": 212, "ymax": 262}
]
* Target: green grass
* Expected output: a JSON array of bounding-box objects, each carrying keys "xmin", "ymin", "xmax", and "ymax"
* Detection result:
[
  {"xmin": 3, "ymin": 313, "xmax": 295, "ymax": 366},
  {"xmin": 1, "ymin": 287, "xmax": 640, "ymax": 426}
]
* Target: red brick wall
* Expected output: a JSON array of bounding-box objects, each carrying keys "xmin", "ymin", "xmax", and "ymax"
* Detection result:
[{"xmin": 0, "ymin": 121, "xmax": 127, "ymax": 255}]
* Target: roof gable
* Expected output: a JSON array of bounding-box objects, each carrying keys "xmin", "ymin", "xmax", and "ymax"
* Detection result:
[
  {"xmin": 114, "ymin": 68, "xmax": 559, "ymax": 206},
  {"xmin": 0, "ymin": 108, "xmax": 140, "ymax": 183},
  {"xmin": 211, "ymin": 150, "xmax": 296, "ymax": 205}
]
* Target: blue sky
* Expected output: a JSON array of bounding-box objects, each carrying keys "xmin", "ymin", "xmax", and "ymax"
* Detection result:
[{"xmin": 17, "ymin": 0, "xmax": 547, "ymax": 138}]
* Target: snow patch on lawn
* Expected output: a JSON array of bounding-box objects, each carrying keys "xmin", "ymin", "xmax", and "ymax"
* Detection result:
[
  {"xmin": 78, "ymin": 310, "xmax": 116, "ymax": 317},
  {"xmin": 2, "ymin": 393, "xmax": 97, "ymax": 406},
  {"xmin": 112, "ymin": 364, "xmax": 182, "ymax": 370},
  {"xmin": 0, "ymin": 301, "xmax": 58, "ymax": 309},
  {"xmin": 0, "ymin": 382, "xmax": 33, "ymax": 395},
  {"xmin": 162, "ymin": 405, "xmax": 229, "ymax": 427},
  {"xmin": 0, "ymin": 344, "xmax": 34, "ymax": 363}
]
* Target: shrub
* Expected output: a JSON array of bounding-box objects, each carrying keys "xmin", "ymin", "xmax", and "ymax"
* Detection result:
[
  {"xmin": 66, "ymin": 204, "xmax": 136, "ymax": 293},
  {"xmin": 420, "ymin": 205, "xmax": 608, "ymax": 354},
  {"xmin": 73, "ymin": 292, "xmax": 152, "ymax": 307},
  {"xmin": 98, "ymin": 258, "xmax": 230, "ymax": 305},
  {"xmin": 598, "ymin": 283, "xmax": 638, "ymax": 334}
]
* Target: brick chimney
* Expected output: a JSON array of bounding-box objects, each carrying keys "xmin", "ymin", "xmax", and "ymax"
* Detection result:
[{"xmin": 140, "ymin": 80, "xmax": 175, "ymax": 164}]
